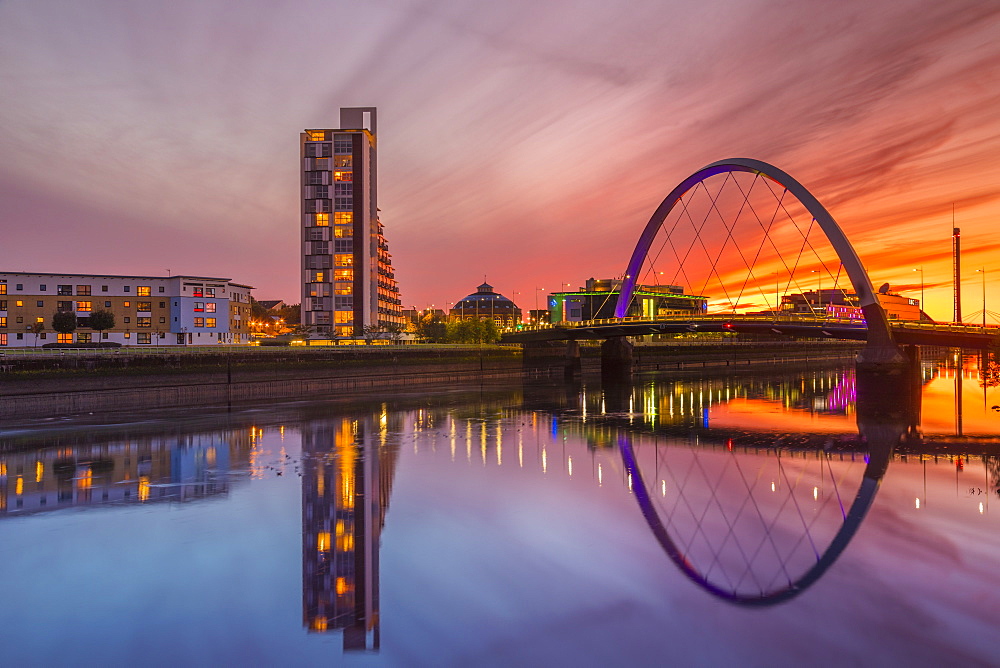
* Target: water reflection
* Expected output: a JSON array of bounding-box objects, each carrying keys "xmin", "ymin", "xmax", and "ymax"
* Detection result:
[{"xmin": 2, "ymin": 355, "xmax": 1000, "ymax": 661}]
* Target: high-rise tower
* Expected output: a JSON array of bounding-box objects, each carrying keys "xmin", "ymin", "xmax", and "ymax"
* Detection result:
[{"xmin": 301, "ymin": 108, "xmax": 403, "ymax": 337}]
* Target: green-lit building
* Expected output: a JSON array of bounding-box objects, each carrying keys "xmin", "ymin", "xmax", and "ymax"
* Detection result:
[{"xmin": 548, "ymin": 278, "xmax": 707, "ymax": 323}]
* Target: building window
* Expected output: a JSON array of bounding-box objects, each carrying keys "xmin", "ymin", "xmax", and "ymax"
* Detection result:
[
  {"xmin": 76, "ymin": 285, "xmax": 91, "ymax": 296},
  {"xmin": 193, "ymin": 302, "xmax": 204, "ymax": 312},
  {"xmin": 334, "ymin": 239, "xmax": 353, "ymax": 253},
  {"xmin": 15, "ymin": 284, "xmax": 22, "ymax": 290},
  {"xmin": 334, "ymin": 182, "xmax": 352, "ymax": 196},
  {"xmin": 306, "ymin": 130, "xmax": 327, "ymax": 141},
  {"xmin": 123, "ymin": 317, "xmax": 130, "ymax": 323},
  {"xmin": 333, "ymin": 170, "xmax": 352, "ymax": 182},
  {"xmin": 137, "ymin": 286, "xmax": 151, "ymax": 296},
  {"xmin": 125, "ymin": 332, "xmax": 131, "ymax": 339},
  {"xmin": 314, "ymin": 185, "xmax": 329, "ymax": 199},
  {"xmin": 308, "ymin": 228, "xmax": 326, "ymax": 241},
  {"xmin": 0, "ymin": 317, "xmax": 6, "ymax": 328},
  {"xmin": 313, "ymin": 242, "xmax": 329, "ymax": 255},
  {"xmin": 334, "ymin": 254, "xmax": 353, "ymax": 267},
  {"xmin": 206, "ymin": 288, "xmax": 215, "ymax": 297},
  {"xmin": 334, "ymin": 311, "xmax": 352, "ymax": 324},
  {"xmin": 335, "ymin": 296, "xmax": 353, "ymax": 310},
  {"xmin": 307, "ymin": 172, "xmax": 325, "ymax": 185},
  {"xmin": 123, "ymin": 301, "xmax": 131, "ymax": 307},
  {"xmin": 334, "ymin": 269, "xmax": 353, "ymax": 281},
  {"xmin": 334, "ymin": 155, "xmax": 351, "ymax": 169},
  {"xmin": 56, "ymin": 301, "xmax": 72, "ymax": 312},
  {"xmin": 311, "ymin": 271, "xmax": 325, "ymax": 282},
  {"xmin": 0, "ymin": 300, "xmax": 5, "ymax": 310},
  {"xmin": 192, "ymin": 288, "xmax": 203, "ymax": 297},
  {"xmin": 334, "ymin": 226, "xmax": 353, "ymax": 238},
  {"xmin": 334, "ymin": 212, "xmax": 352, "ymax": 225},
  {"xmin": 57, "ymin": 285, "xmax": 73, "ymax": 295},
  {"xmin": 137, "ymin": 332, "xmax": 151, "ymax": 344},
  {"xmin": 39, "ymin": 284, "xmax": 47, "ymax": 291},
  {"xmin": 0, "ymin": 333, "xmax": 6, "ymax": 346},
  {"xmin": 15, "ymin": 300, "xmax": 23, "ymax": 307},
  {"xmin": 36, "ymin": 300, "xmax": 43, "ymax": 308},
  {"xmin": 105, "ymin": 301, "xmax": 112, "ymax": 308},
  {"xmin": 206, "ymin": 318, "xmax": 217, "ymax": 328},
  {"xmin": 159, "ymin": 317, "xmax": 166, "ymax": 323},
  {"xmin": 137, "ymin": 301, "xmax": 151, "ymax": 312},
  {"xmin": 314, "ymin": 213, "xmax": 329, "ymax": 226},
  {"xmin": 124, "ymin": 286, "xmax": 130, "ymax": 292},
  {"xmin": 76, "ymin": 301, "xmax": 92, "ymax": 312},
  {"xmin": 137, "ymin": 317, "xmax": 151, "ymax": 328},
  {"xmin": 57, "ymin": 333, "xmax": 72, "ymax": 344},
  {"xmin": 333, "ymin": 137, "xmax": 352, "ymax": 153},
  {"xmin": 77, "ymin": 333, "xmax": 92, "ymax": 344},
  {"xmin": 205, "ymin": 303, "xmax": 216, "ymax": 313},
  {"xmin": 194, "ymin": 317, "xmax": 205, "ymax": 327},
  {"xmin": 102, "ymin": 285, "xmax": 109, "ymax": 292},
  {"xmin": 159, "ymin": 301, "xmax": 166, "ymax": 308},
  {"xmin": 16, "ymin": 317, "xmax": 22, "ymax": 323},
  {"xmin": 334, "ymin": 197, "xmax": 352, "ymax": 210},
  {"xmin": 0, "ymin": 283, "xmax": 5, "ymax": 295}
]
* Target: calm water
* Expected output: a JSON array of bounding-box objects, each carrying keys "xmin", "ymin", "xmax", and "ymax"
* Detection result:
[{"xmin": 2, "ymin": 352, "xmax": 1000, "ymax": 666}]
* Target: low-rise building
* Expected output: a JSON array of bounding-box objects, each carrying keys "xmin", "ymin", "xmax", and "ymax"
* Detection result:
[
  {"xmin": 549, "ymin": 278, "xmax": 707, "ymax": 322},
  {"xmin": 0, "ymin": 272, "xmax": 253, "ymax": 347}
]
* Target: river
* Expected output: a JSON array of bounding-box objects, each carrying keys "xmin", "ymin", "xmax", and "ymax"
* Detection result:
[{"xmin": 1, "ymin": 351, "xmax": 999, "ymax": 666}]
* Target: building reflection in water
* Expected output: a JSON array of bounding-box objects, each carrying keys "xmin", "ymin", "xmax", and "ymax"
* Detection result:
[
  {"xmin": 0, "ymin": 430, "xmax": 252, "ymax": 515},
  {"xmin": 301, "ymin": 410, "xmax": 400, "ymax": 652}
]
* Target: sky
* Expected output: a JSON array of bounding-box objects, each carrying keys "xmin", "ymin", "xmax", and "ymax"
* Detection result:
[{"xmin": 2, "ymin": 0, "xmax": 999, "ymax": 321}]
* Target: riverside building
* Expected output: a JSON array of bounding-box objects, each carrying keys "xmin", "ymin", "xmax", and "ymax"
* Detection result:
[
  {"xmin": 300, "ymin": 107, "xmax": 404, "ymax": 338},
  {"xmin": 0, "ymin": 272, "xmax": 252, "ymax": 347}
]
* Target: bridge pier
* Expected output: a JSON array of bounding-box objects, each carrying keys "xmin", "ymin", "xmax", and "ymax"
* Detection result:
[
  {"xmin": 601, "ymin": 336, "xmax": 633, "ymax": 384},
  {"xmin": 855, "ymin": 303, "xmax": 908, "ymax": 372}
]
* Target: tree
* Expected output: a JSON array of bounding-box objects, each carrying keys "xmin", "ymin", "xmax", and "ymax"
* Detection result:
[
  {"xmin": 50, "ymin": 310, "xmax": 77, "ymax": 342},
  {"xmin": 414, "ymin": 312, "xmax": 448, "ymax": 343},
  {"xmin": 29, "ymin": 321, "xmax": 45, "ymax": 348},
  {"xmin": 446, "ymin": 318, "xmax": 500, "ymax": 344},
  {"xmin": 88, "ymin": 309, "xmax": 116, "ymax": 343}
]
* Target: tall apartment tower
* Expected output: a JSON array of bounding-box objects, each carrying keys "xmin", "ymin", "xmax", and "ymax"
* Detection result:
[{"xmin": 301, "ymin": 107, "xmax": 403, "ymax": 337}]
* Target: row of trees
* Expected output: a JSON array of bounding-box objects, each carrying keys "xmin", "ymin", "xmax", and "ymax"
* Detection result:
[
  {"xmin": 43, "ymin": 309, "xmax": 116, "ymax": 343},
  {"xmin": 412, "ymin": 313, "xmax": 500, "ymax": 344}
]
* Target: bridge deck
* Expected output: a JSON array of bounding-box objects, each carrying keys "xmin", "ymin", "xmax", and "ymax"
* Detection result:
[{"xmin": 502, "ymin": 315, "xmax": 999, "ymax": 348}]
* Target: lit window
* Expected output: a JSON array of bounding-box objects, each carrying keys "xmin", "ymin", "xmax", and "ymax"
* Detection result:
[
  {"xmin": 137, "ymin": 286, "xmax": 151, "ymax": 296},
  {"xmin": 312, "ymin": 271, "xmax": 325, "ymax": 282},
  {"xmin": 334, "ymin": 226, "xmax": 353, "ymax": 238},
  {"xmin": 334, "ymin": 211, "xmax": 352, "ymax": 225},
  {"xmin": 334, "ymin": 171, "xmax": 352, "ymax": 182},
  {"xmin": 334, "ymin": 254, "xmax": 353, "ymax": 267},
  {"xmin": 15, "ymin": 300, "xmax": 23, "ymax": 307},
  {"xmin": 77, "ymin": 333, "xmax": 91, "ymax": 344},
  {"xmin": 136, "ymin": 317, "xmax": 151, "ymax": 328},
  {"xmin": 137, "ymin": 332, "xmax": 151, "ymax": 344},
  {"xmin": 205, "ymin": 303, "xmax": 216, "ymax": 313},
  {"xmin": 334, "ymin": 155, "xmax": 351, "ymax": 168},
  {"xmin": 194, "ymin": 317, "xmax": 205, "ymax": 327},
  {"xmin": 0, "ymin": 317, "xmax": 6, "ymax": 328},
  {"xmin": 315, "ymin": 213, "xmax": 329, "ymax": 226},
  {"xmin": 0, "ymin": 333, "xmax": 6, "ymax": 345},
  {"xmin": 192, "ymin": 288, "xmax": 203, "ymax": 297},
  {"xmin": 306, "ymin": 130, "xmax": 326, "ymax": 141},
  {"xmin": 193, "ymin": 302, "xmax": 204, "ymax": 312},
  {"xmin": 76, "ymin": 301, "xmax": 92, "ymax": 312},
  {"xmin": 57, "ymin": 285, "xmax": 73, "ymax": 295},
  {"xmin": 0, "ymin": 283, "xmax": 5, "ymax": 295},
  {"xmin": 76, "ymin": 285, "xmax": 91, "ymax": 296},
  {"xmin": 57, "ymin": 333, "xmax": 72, "ymax": 344},
  {"xmin": 36, "ymin": 317, "xmax": 43, "ymax": 323},
  {"xmin": 206, "ymin": 318, "xmax": 217, "ymax": 328},
  {"xmin": 206, "ymin": 288, "xmax": 215, "ymax": 297},
  {"xmin": 334, "ymin": 269, "xmax": 353, "ymax": 281},
  {"xmin": 335, "ymin": 311, "xmax": 352, "ymax": 324},
  {"xmin": 123, "ymin": 301, "xmax": 131, "ymax": 307},
  {"xmin": 137, "ymin": 302, "xmax": 151, "ymax": 312}
]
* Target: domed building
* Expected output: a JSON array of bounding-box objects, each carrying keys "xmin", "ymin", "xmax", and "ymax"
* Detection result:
[{"xmin": 450, "ymin": 283, "xmax": 522, "ymax": 327}]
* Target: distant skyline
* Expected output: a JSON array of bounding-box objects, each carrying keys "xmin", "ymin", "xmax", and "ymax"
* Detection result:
[{"xmin": 2, "ymin": 0, "xmax": 999, "ymax": 322}]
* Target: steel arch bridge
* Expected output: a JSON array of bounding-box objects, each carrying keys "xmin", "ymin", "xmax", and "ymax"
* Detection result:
[{"xmin": 504, "ymin": 158, "xmax": 999, "ymax": 358}]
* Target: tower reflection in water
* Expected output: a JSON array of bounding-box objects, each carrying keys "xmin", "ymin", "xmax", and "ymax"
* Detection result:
[{"xmin": 300, "ymin": 411, "xmax": 400, "ymax": 652}]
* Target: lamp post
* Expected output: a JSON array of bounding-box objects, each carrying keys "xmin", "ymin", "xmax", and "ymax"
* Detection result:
[
  {"xmin": 913, "ymin": 267, "xmax": 924, "ymax": 318},
  {"xmin": 976, "ymin": 268, "xmax": 986, "ymax": 327},
  {"xmin": 811, "ymin": 270, "xmax": 822, "ymax": 316},
  {"xmin": 534, "ymin": 287, "xmax": 545, "ymax": 324}
]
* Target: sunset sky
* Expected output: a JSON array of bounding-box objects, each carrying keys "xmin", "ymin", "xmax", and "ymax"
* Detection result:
[{"xmin": 2, "ymin": 0, "xmax": 999, "ymax": 321}]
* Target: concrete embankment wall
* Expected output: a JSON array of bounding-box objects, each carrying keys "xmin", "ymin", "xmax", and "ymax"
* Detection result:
[{"xmin": 0, "ymin": 347, "xmax": 526, "ymax": 420}]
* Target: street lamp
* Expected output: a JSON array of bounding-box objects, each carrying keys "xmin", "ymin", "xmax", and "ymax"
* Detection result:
[
  {"xmin": 913, "ymin": 267, "xmax": 924, "ymax": 318},
  {"xmin": 976, "ymin": 268, "xmax": 986, "ymax": 327},
  {"xmin": 534, "ymin": 287, "xmax": 545, "ymax": 324},
  {"xmin": 811, "ymin": 270, "xmax": 823, "ymax": 316}
]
